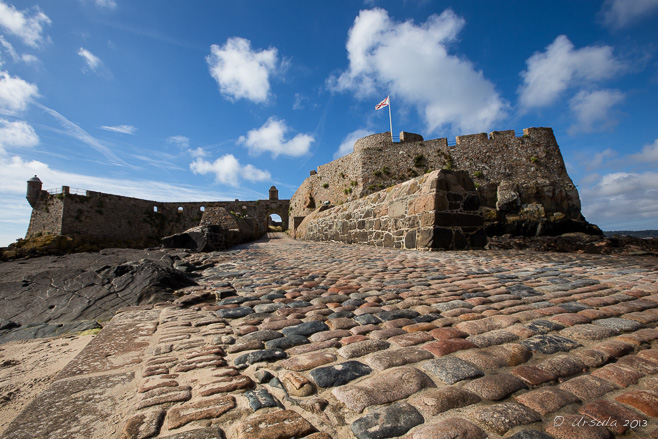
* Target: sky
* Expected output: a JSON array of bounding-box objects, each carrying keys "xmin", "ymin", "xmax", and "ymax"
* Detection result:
[{"xmin": 0, "ymin": 0, "xmax": 657, "ymax": 246}]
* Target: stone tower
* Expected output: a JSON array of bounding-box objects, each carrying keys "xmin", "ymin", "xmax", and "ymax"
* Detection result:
[
  {"xmin": 269, "ymin": 185, "xmax": 278, "ymax": 201},
  {"xmin": 26, "ymin": 175, "xmax": 42, "ymax": 207}
]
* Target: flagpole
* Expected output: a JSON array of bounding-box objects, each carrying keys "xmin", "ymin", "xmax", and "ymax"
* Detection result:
[{"xmin": 388, "ymin": 96, "xmax": 393, "ymax": 142}]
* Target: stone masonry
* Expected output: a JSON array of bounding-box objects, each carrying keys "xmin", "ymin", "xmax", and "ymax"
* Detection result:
[
  {"xmin": 294, "ymin": 169, "xmax": 487, "ymax": 250},
  {"xmin": 290, "ymin": 128, "xmax": 599, "ymax": 239},
  {"xmin": 24, "ymin": 177, "xmax": 289, "ymax": 247}
]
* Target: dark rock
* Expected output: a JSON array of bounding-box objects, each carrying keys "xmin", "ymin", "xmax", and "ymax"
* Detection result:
[
  {"xmin": 376, "ymin": 309, "xmax": 420, "ymax": 321},
  {"xmin": 281, "ymin": 321, "xmax": 329, "ymax": 337},
  {"xmin": 216, "ymin": 307, "xmax": 254, "ymax": 319},
  {"xmin": 264, "ymin": 335, "xmax": 310, "ymax": 350},
  {"xmin": 422, "ymin": 357, "xmax": 484, "ymax": 384},
  {"xmin": 354, "ymin": 314, "xmax": 381, "ymax": 325},
  {"xmin": 0, "ymin": 318, "xmax": 19, "ymax": 331},
  {"xmin": 234, "ymin": 349, "xmax": 287, "ymax": 368},
  {"xmin": 0, "ymin": 249, "xmax": 196, "ymax": 343},
  {"xmin": 310, "ymin": 361, "xmax": 372, "ymax": 388},
  {"xmin": 245, "ymin": 388, "xmax": 279, "ymax": 411},
  {"xmin": 521, "ymin": 334, "xmax": 580, "ymax": 354},
  {"xmin": 525, "ymin": 320, "xmax": 565, "ymax": 335},
  {"xmin": 350, "ymin": 401, "xmax": 423, "ymax": 439}
]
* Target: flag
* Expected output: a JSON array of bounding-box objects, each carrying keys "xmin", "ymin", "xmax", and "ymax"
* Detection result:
[{"xmin": 375, "ymin": 96, "xmax": 389, "ymax": 110}]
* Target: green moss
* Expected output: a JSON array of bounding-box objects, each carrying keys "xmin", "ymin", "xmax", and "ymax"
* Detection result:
[
  {"xmin": 322, "ymin": 183, "xmax": 329, "ymax": 188},
  {"xmin": 530, "ymin": 155, "xmax": 539, "ymax": 163},
  {"xmin": 474, "ymin": 170, "xmax": 483, "ymax": 178},
  {"xmin": 77, "ymin": 328, "xmax": 102, "ymax": 336},
  {"xmin": 373, "ymin": 170, "xmax": 382, "ymax": 176},
  {"xmin": 413, "ymin": 154, "xmax": 425, "ymax": 168}
]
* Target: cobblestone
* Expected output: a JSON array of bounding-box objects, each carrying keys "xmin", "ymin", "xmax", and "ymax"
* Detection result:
[{"xmin": 7, "ymin": 234, "xmax": 658, "ymax": 439}]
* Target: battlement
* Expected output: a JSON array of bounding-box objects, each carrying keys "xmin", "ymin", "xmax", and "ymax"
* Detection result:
[
  {"xmin": 291, "ymin": 127, "xmax": 589, "ymax": 239},
  {"xmin": 24, "ymin": 181, "xmax": 290, "ymax": 247}
]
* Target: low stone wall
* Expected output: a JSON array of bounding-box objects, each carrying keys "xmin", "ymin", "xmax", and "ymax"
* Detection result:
[{"xmin": 294, "ymin": 170, "xmax": 486, "ymax": 250}]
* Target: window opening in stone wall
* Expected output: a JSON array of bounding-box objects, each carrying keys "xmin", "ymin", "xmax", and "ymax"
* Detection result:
[
  {"xmin": 200, "ymin": 206, "xmax": 205, "ymax": 212},
  {"xmin": 153, "ymin": 206, "xmax": 158, "ymax": 213},
  {"xmin": 177, "ymin": 206, "xmax": 183, "ymax": 212},
  {"xmin": 268, "ymin": 213, "xmax": 283, "ymax": 232}
]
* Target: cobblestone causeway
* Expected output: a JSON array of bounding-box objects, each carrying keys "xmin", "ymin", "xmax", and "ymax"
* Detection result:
[{"xmin": 5, "ymin": 233, "xmax": 658, "ymax": 439}]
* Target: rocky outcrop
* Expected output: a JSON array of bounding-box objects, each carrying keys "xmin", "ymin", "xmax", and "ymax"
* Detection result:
[
  {"xmin": 161, "ymin": 207, "xmax": 261, "ymax": 252},
  {"xmin": 0, "ymin": 249, "xmax": 197, "ymax": 343},
  {"xmin": 487, "ymin": 233, "xmax": 658, "ymax": 255}
]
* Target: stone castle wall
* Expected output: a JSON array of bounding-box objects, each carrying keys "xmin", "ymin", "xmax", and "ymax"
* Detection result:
[
  {"xmin": 295, "ymin": 170, "xmax": 486, "ymax": 250},
  {"xmin": 26, "ymin": 187, "xmax": 289, "ymax": 246},
  {"xmin": 291, "ymin": 127, "xmax": 595, "ymax": 238}
]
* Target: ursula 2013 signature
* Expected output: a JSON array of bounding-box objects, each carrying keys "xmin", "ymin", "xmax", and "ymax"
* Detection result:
[{"xmin": 553, "ymin": 415, "xmax": 647, "ymax": 429}]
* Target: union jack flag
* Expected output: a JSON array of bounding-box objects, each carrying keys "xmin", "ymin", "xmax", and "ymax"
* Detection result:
[{"xmin": 375, "ymin": 96, "xmax": 389, "ymax": 110}]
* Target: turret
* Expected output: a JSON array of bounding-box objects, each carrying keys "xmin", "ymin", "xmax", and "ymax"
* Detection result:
[
  {"xmin": 26, "ymin": 175, "xmax": 42, "ymax": 207},
  {"xmin": 269, "ymin": 185, "xmax": 278, "ymax": 201}
]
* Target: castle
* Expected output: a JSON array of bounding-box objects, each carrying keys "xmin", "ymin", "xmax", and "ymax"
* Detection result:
[
  {"xmin": 25, "ymin": 178, "xmax": 289, "ymax": 248},
  {"xmin": 23, "ymin": 127, "xmax": 600, "ymax": 251}
]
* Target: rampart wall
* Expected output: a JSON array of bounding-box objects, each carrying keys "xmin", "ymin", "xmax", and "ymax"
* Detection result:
[
  {"xmin": 291, "ymin": 127, "xmax": 598, "ymax": 238},
  {"xmin": 295, "ymin": 170, "xmax": 486, "ymax": 250},
  {"xmin": 26, "ymin": 186, "xmax": 289, "ymax": 247}
]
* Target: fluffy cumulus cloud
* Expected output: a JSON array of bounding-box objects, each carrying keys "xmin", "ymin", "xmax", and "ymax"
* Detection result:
[
  {"xmin": 0, "ymin": 70, "xmax": 38, "ymax": 114},
  {"xmin": 100, "ymin": 124, "xmax": 136, "ymax": 135},
  {"xmin": 581, "ymin": 171, "xmax": 658, "ymax": 230},
  {"xmin": 238, "ymin": 117, "xmax": 314, "ymax": 158},
  {"xmin": 568, "ymin": 89, "xmax": 625, "ymax": 134},
  {"xmin": 0, "ymin": 1, "xmax": 50, "ymax": 48},
  {"xmin": 206, "ymin": 37, "xmax": 278, "ymax": 103},
  {"xmin": 334, "ymin": 128, "xmax": 372, "ymax": 159},
  {"xmin": 190, "ymin": 154, "xmax": 270, "ymax": 187},
  {"xmin": 0, "ymin": 118, "xmax": 38, "ymax": 153},
  {"xmin": 329, "ymin": 8, "xmax": 507, "ymax": 134},
  {"xmin": 518, "ymin": 35, "xmax": 624, "ymax": 111},
  {"xmin": 599, "ymin": 0, "xmax": 658, "ymax": 29}
]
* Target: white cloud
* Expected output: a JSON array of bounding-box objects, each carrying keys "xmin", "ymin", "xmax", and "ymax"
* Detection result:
[
  {"xmin": 0, "ymin": 70, "xmax": 38, "ymax": 114},
  {"xmin": 94, "ymin": 0, "xmax": 117, "ymax": 9},
  {"xmin": 329, "ymin": 8, "xmax": 507, "ymax": 134},
  {"xmin": 631, "ymin": 138, "xmax": 658, "ymax": 163},
  {"xmin": 600, "ymin": 0, "xmax": 658, "ymax": 29},
  {"xmin": 518, "ymin": 35, "xmax": 624, "ymax": 111},
  {"xmin": 166, "ymin": 135, "xmax": 207, "ymax": 158},
  {"xmin": 581, "ymin": 171, "xmax": 658, "ymax": 230},
  {"xmin": 36, "ymin": 103, "xmax": 125, "ymax": 165},
  {"xmin": 206, "ymin": 37, "xmax": 278, "ymax": 103},
  {"xmin": 167, "ymin": 135, "xmax": 190, "ymax": 149},
  {"xmin": 78, "ymin": 47, "xmax": 102, "ymax": 71},
  {"xmin": 100, "ymin": 124, "xmax": 136, "ymax": 135},
  {"xmin": 238, "ymin": 117, "xmax": 314, "ymax": 158},
  {"xmin": 586, "ymin": 148, "xmax": 617, "ymax": 171},
  {"xmin": 190, "ymin": 154, "xmax": 271, "ymax": 187},
  {"xmin": 0, "ymin": 1, "xmax": 50, "ymax": 48},
  {"xmin": 0, "ymin": 118, "xmax": 38, "ymax": 153},
  {"xmin": 334, "ymin": 128, "xmax": 372, "ymax": 159},
  {"xmin": 0, "ymin": 36, "xmax": 38, "ymax": 64},
  {"xmin": 568, "ymin": 89, "xmax": 625, "ymax": 135}
]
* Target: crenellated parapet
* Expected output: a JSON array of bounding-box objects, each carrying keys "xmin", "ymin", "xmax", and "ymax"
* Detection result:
[{"xmin": 290, "ymin": 127, "xmax": 600, "ymax": 240}]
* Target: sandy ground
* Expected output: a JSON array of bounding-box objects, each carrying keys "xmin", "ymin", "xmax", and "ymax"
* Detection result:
[{"xmin": 0, "ymin": 334, "xmax": 95, "ymax": 436}]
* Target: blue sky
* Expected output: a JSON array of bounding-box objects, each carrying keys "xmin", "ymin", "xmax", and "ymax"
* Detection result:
[{"xmin": 1, "ymin": 0, "xmax": 657, "ymax": 246}]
